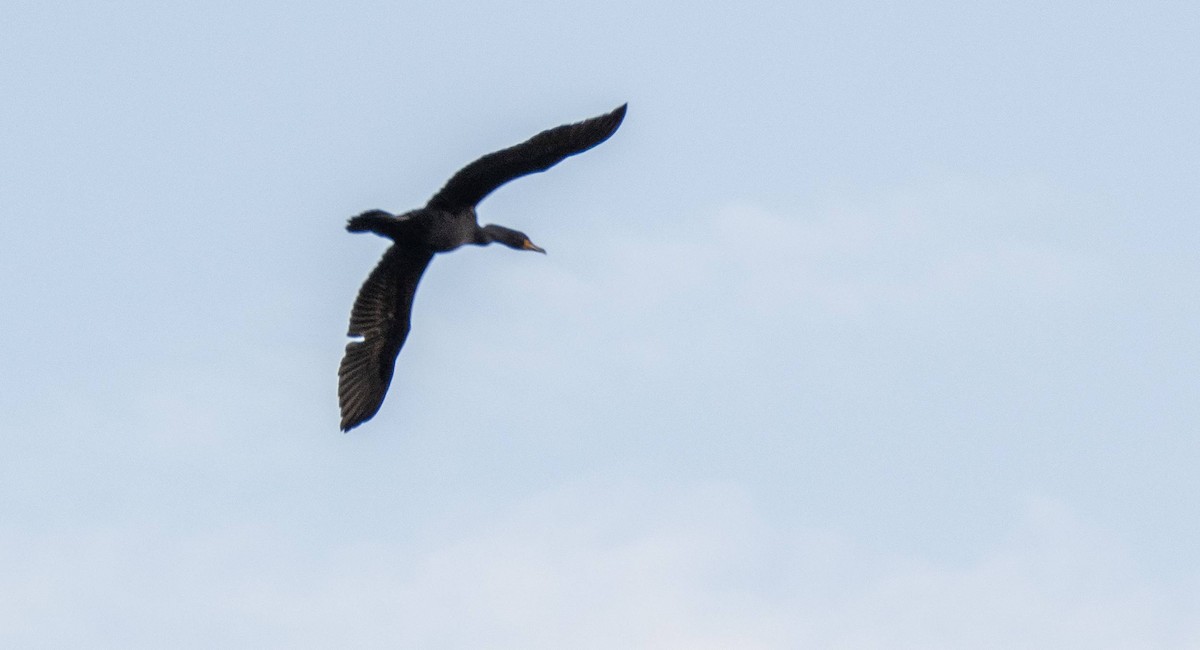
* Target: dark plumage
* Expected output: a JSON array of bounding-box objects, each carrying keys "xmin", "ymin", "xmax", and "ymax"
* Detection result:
[{"xmin": 338, "ymin": 104, "xmax": 627, "ymax": 431}]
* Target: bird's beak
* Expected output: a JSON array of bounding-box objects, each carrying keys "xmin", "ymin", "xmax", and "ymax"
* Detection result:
[{"xmin": 522, "ymin": 240, "xmax": 547, "ymax": 254}]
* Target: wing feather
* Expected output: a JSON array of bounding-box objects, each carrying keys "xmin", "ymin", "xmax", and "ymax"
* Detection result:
[
  {"xmin": 426, "ymin": 104, "xmax": 626, "ymax": 211},
  {"xmin": 338, "ymin": 244, "xmax": 435, "ymax": 431}
]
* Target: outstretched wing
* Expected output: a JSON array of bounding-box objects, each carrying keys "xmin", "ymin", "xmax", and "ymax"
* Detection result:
[
  {"xmin": 426, "ymin": 103, "xmax": 627, "ymax": 211},
  {"xmin": 338, "ymin": 244, "xmax": 435, "ymax": 431}
]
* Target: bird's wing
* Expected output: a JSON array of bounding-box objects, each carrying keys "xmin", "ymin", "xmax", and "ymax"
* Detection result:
[
  {"xmin": 338, "ymin": 244, "xmax": 435, "ymax": 431},
  {"xmin": 426, "ymin": 104, "xmax": 627, "ymax": 211}
]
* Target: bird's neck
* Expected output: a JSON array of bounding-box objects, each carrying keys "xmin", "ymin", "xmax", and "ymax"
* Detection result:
[{"xmin": 476, "ymin": 223, "xmax": 512, "ymax": 246}]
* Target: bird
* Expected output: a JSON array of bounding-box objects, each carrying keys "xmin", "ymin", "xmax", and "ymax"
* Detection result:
[{"xmin": 337, "ymin": 103, "xmax": 627, "ymax": 431}]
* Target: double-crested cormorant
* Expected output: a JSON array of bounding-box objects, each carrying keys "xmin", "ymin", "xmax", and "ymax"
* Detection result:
[{"xmin": 338, "ymin": 104, "xmax": 627, "ymax": 431}]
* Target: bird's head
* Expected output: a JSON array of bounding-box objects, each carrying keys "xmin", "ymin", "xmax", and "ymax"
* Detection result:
[{"xmin": 481, "ymin": 224, "xmax": 546, "ymax": 254}]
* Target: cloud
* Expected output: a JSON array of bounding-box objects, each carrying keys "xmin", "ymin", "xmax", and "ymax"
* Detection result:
[{"xmin": 3, "ymin": 481, "xmax": 1194, "ymax": 649}]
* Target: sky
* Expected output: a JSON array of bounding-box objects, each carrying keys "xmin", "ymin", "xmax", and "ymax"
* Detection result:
[{"xmin": 2, "ymin": 0, "xmax": 1199, "ymax": 647}]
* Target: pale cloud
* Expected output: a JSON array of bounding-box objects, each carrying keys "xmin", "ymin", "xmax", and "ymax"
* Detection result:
[
  {"xmin": 3, "ymin": 482, "xmax": 1194, "ymax": 649},
  {"xmin": 494, "ymin": 177, "xmax": 1106, "ymax": 341},
  {"xmin": 633, "ymin": 182, "xmax": 1098, "ymax": 319}
]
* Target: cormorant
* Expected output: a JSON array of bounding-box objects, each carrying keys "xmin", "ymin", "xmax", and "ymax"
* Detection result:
[{"xmin": 338, "ymin": 104, "xmax": 627, "ymax": 431}]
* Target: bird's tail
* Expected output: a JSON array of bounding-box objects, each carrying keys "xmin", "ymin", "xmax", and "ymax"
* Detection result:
[{"xmin": 346, "ymin": 210, "xmax": 399, "ymax": 235}]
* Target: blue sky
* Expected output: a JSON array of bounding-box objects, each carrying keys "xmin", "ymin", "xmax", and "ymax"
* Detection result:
[{"xmin": 3, "ymin": 1, "xmax": 1199, "ymax": 647}]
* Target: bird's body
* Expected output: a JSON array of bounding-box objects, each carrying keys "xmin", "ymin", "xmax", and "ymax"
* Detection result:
[{"xmin": 338, "ymin": 104, "xmax": 627, "ymax": 431}]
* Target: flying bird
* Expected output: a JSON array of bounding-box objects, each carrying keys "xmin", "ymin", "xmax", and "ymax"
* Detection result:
[{"xmin": 338, "ymin": 104, "xmax": 627, "ymax": 431}]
